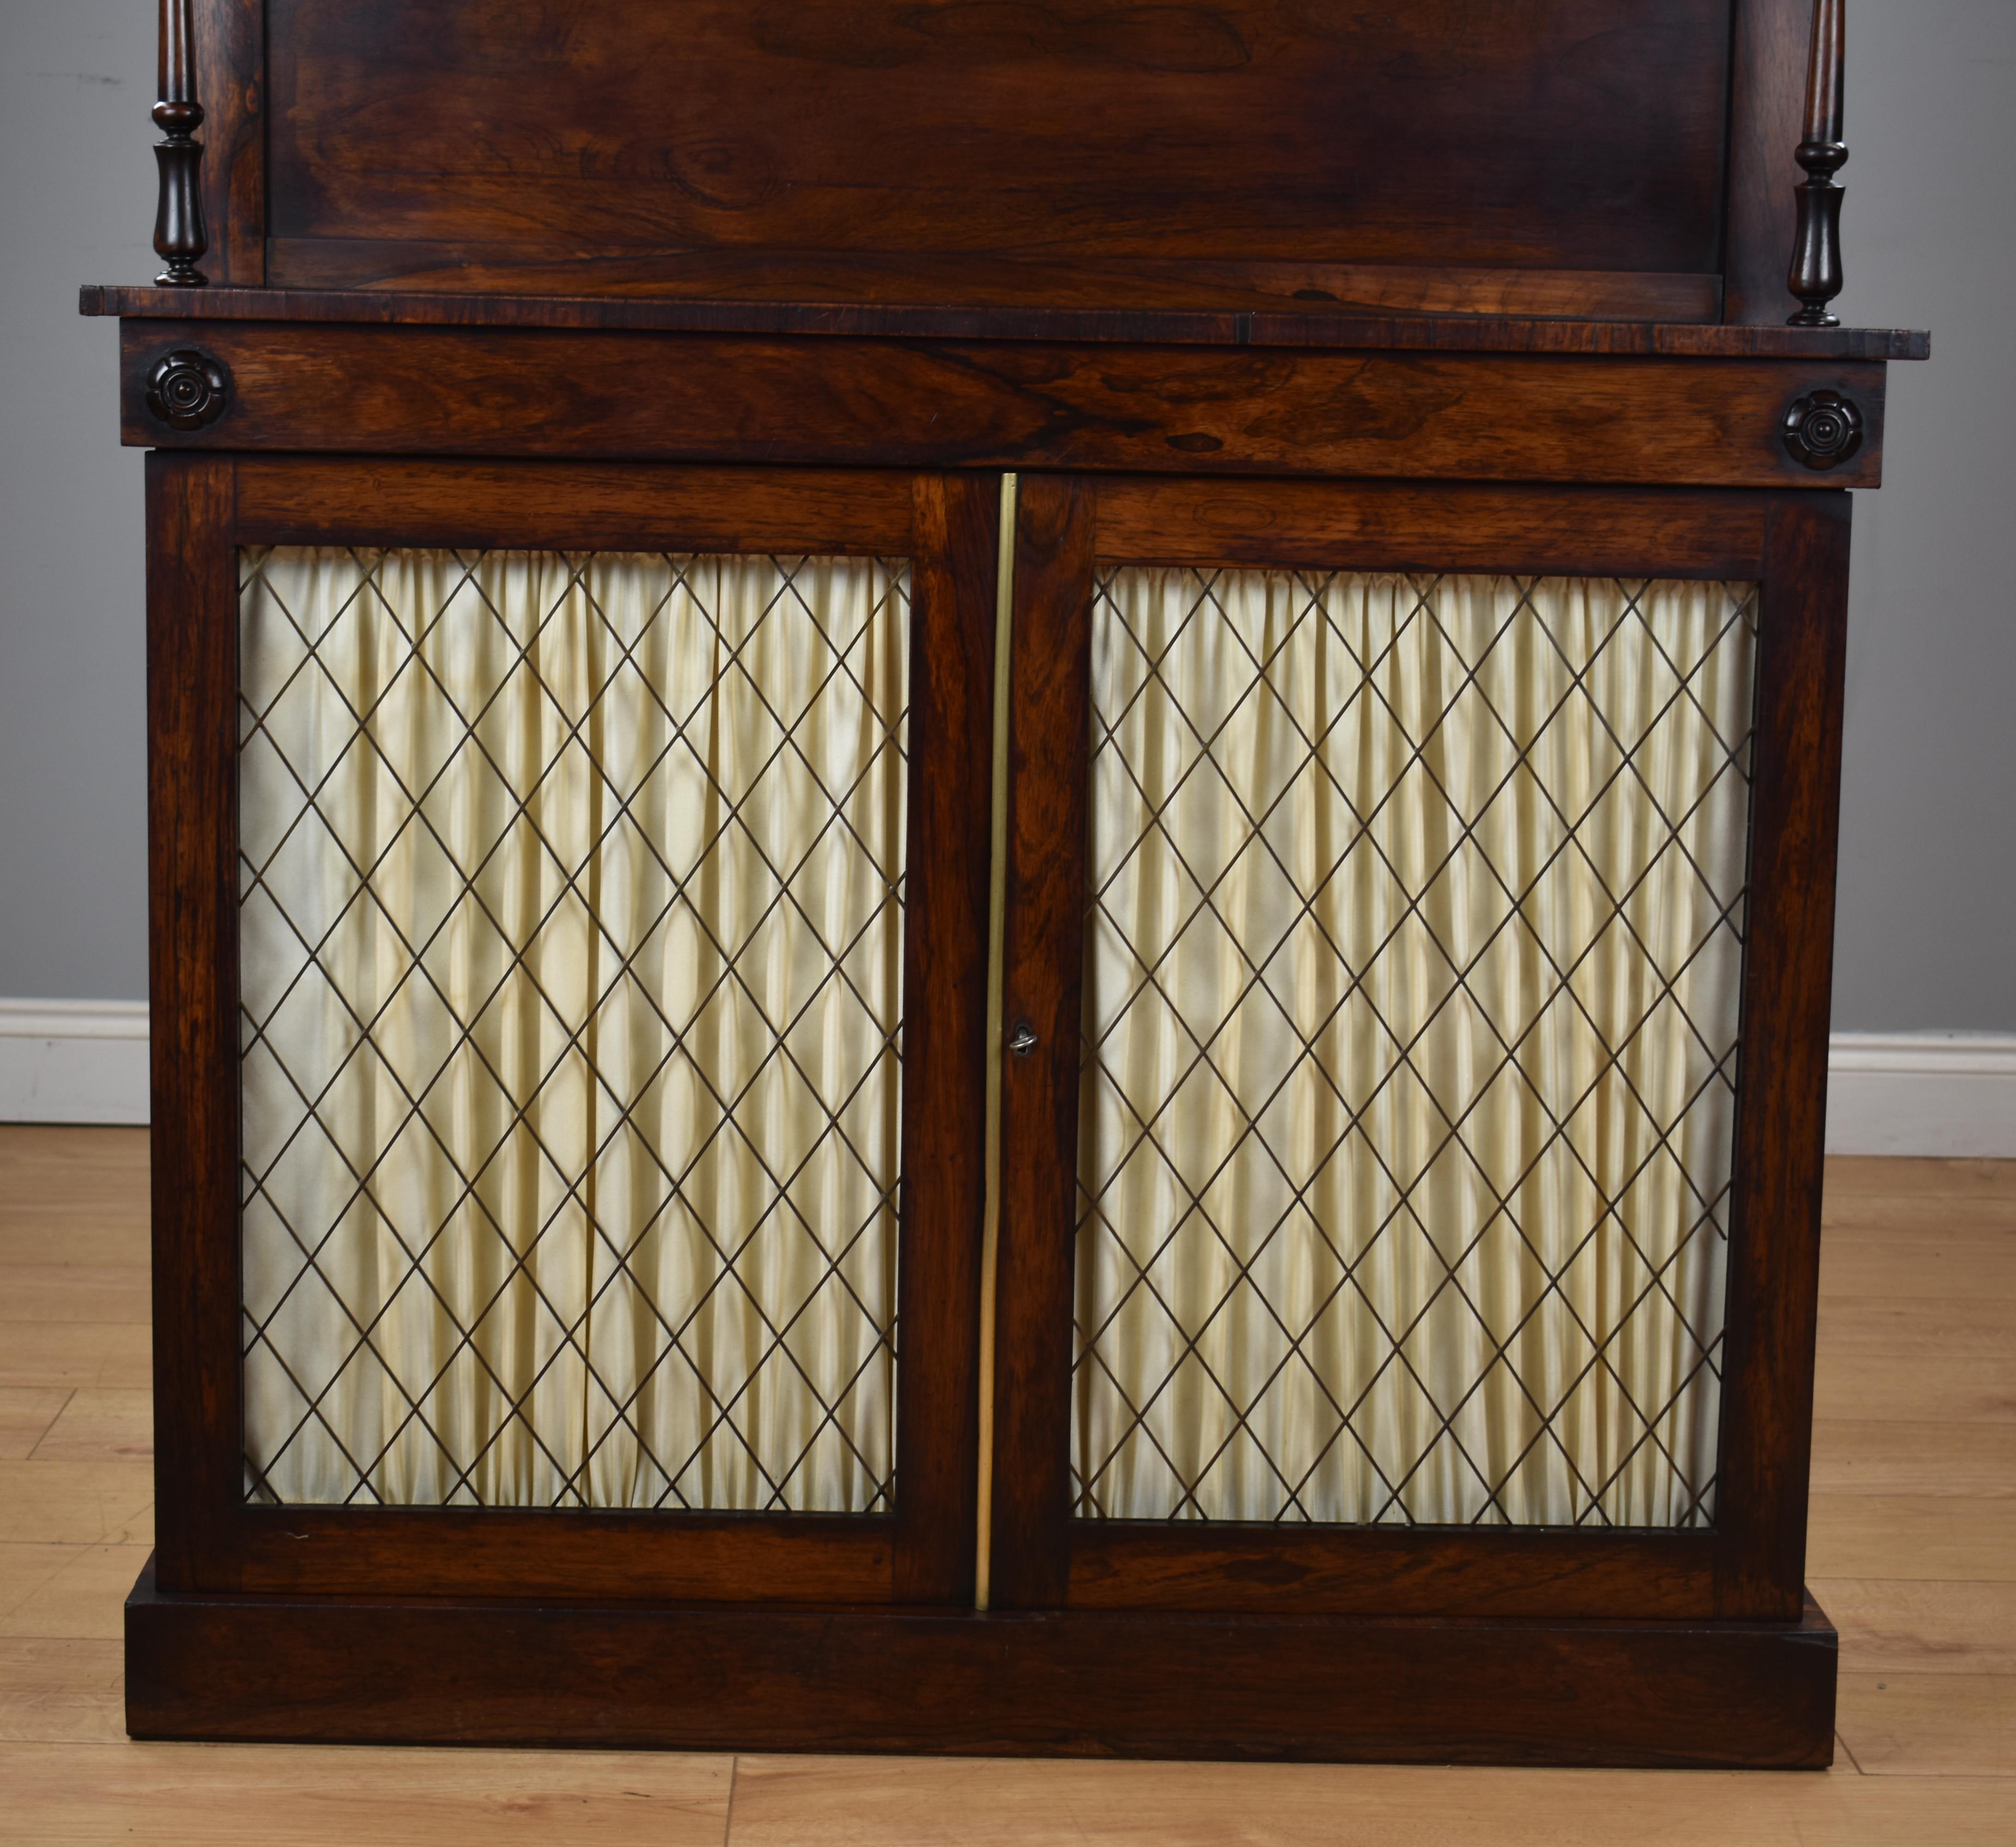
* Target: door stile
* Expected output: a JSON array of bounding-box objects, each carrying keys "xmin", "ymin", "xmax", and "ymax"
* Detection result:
[
  {"xmin": 987, "ymin": 476, "xmax": 1099, "ymax": 1611},
  {"xmin": 1709, "ymin": 490, "xmax": 1853, "ymax": 1619},
  {"xmin": 887, "ymin": 472, "xmax": 1001, "ymax": 1602},
  {"xmin": 147, "ymin": 451, "xmax": 247, "ymax": 1593},
  {"xmin": 973, "ymin": 472, "xmax": 1019, "ymax": 1611}
]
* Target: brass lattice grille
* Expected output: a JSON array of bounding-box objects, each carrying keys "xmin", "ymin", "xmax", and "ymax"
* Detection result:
[
  {"xmin": 237, "ymin": 548, "xmax": 908, "ymax": 1511},
  {"xmin": 1073, "ymin": 569, "xmax": 1756, "ymax": 1528}
]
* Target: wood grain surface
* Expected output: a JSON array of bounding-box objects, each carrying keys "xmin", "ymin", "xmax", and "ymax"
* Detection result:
[
  {"xmin": 987, "ymin": 477, "xmax": 1096, "ymax": 1614},
  {"xmin": 120, "ymin": 1575, "xmax": 1841, "ymax": 1765},
  {"xmin": 1725, "ymin": 0, "xmax": 1816, "ymax": 325},
  {"xmin": 190, "ymin": 0, "xmax": 264, "ymax": 286},
  {"xmin": 114, "ymin": 322, "xmax": 1892, "ymax": 489},
  {"xmin": 143, "ymin": 455, "xmax": 240, "ymax": 1596},
  {"xmin": 255, "ymin": 0, "xmax": 1732, "ymax": 307},
  {"xmin": 77, "ymin": 286, "xmax": 1934, "ymax": 362},
  {"xmin": 1712, "ymin": 494, "xmax": 1854, "ymax": 1620}
]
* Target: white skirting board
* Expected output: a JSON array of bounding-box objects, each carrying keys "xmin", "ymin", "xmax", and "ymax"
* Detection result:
[
  {"xmin": 1, "ymin": 1000, "xmax": 2012, "ymax": 1153},
  {"xmin": 1823, "ymin": 1033, "xmax": 2016, "ymax": 1158},
  {"xmin": 0, "ymin": 1000, "xmax": 151, "ymax": 1125}
]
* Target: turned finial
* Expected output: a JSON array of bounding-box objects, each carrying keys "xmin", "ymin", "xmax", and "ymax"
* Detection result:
[
  {"xmin": 1787, "ymin": 0, "xmax": 1846, "ymax": 326},
  {"xmin": 152, "ymin": 0, "xmax": 208, "ymax": 286}
]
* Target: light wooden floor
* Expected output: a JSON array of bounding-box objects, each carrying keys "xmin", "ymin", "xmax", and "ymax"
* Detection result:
[{"xmin": 0, "ymin": 1127, "xmax": 2009, "ymax": 1843}]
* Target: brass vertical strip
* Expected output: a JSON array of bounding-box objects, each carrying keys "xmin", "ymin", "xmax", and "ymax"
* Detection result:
[{"xmin": 973, "ymin": 472, "xmax": 1018, "ymax": 1611}]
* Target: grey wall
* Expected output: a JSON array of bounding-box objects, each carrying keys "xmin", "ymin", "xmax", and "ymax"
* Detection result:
[
  {"xmin": 1, "ymin": 1, "xmax": 151, "ymax": 1000},
  {"xmin": 1, "ymin": 0, "xmax": 2010, "ymax": 1027},
  {"xmin": 1832, "ymin": 0, "xmax": 2016, "ymax": 1031}
]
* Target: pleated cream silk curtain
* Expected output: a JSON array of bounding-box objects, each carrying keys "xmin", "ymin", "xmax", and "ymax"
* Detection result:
[
  {"xmin": 236, "ymin": 542, "xmax": 1754, "ymax": 1533},
  {"xmin": 237, "ymin": 547, "xmax": 909, "ymax": 1511},
  {"xmin": 1073, "ymin": 569, "xmax": 1756, "ymax": 1528}
]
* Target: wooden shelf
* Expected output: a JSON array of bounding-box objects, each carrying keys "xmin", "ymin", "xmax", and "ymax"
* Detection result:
[{"xmin": 79, "ymin": 285, "xmax": 1931, "ymax": 362}]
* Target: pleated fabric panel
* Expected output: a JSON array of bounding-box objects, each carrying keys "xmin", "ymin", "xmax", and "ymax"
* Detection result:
[
  {"xmin": 1074, "ymin": 569, "xmax": 1756, "ymax": 1528},
  {"xmin": 236, "ymin": 547, "xmax": 908, "ymax": 1511}
]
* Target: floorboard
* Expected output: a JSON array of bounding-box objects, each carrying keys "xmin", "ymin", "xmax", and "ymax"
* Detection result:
[
  {"xmin": 0, "ymin": 1389, "xmax": 72, "ymax": 1460},
  {"xmin": 1809, "ymin": 1420, "xmax": 2016, "ymax": 1496},
  {"xmin": 0, "ymin": 1321, "xmax": 152, "ymax": 1392},
  {"xmin": 722, "ymin": 1756, "xmax": 2016, "ymax": 1845},
  {"xmin": 1811, "ymin": 1348, "xmax": 2016, "ymax": 1423},
  {"xmin": 1834, "ymin": 1673, "xmax": 2016, "ymax": 1776},
  {"xmin": 1807, "ymin": 1494, "xmax": 2016, "ymax": 1580},
  {"xmin": 0, "ymin": 1743, "xmax": 735, "ymax": 1845},
  {"xmin": 27, "ymin": 1389, "xmax": 154, "ymax": 1465},
  {"xmin": 1812, "ymin": 1579, "xmax": 2016, "ymax": 1673}
]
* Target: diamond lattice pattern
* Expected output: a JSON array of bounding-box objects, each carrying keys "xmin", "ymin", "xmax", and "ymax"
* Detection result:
[
  {"xmin": 1074, "ymin": 569, "xmax": 1756, "ymax": 1528},
  {"xmin": 238, "ymin": 548, "xmax": 909, "ymax": 1511}
]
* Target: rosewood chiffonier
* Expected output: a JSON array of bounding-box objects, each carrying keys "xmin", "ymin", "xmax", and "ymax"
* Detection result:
[{"xmin": 83, "ymin": 0, "xmax": 1925, "ymax": 1764}]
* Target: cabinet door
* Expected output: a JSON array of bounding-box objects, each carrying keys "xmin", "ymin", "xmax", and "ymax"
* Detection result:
[
  {"xmin": 148, "ymin": 457, "xmax": 996, "ymax": 1604},
  {"xmin": 987, "ymin": 476, "xmax": 1846, "ymax": 1621}
]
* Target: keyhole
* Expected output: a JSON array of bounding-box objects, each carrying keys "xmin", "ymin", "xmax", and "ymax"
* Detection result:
[{"xmin": 1007, "ymin": 1021, "xmax": 1038, "ymax": 1058}]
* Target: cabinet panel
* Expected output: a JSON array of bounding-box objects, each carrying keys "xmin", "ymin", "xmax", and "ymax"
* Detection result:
[
  {"xmin": 148, "ymin": 459, "xmax": 996, "ymax": 1601},
  {"xmin": 261, "ymin": 0, "xmax": 1732, "ymax": 300},
  {"xmin": 117, "ymin": 322, "xmax": 1889, "ymax": 492},
  {"xmin": 993, "ymin": 478, "xmax": 1830, "ymax": 1618}
]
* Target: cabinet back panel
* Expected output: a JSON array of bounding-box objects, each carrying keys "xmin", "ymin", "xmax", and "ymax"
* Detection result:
[{"xmin": 264, "ymin": 0, "xmax": 1734, "ymax": 307}]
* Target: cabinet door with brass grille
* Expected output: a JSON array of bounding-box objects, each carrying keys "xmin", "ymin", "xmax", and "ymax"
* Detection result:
[
  {"xmin": 148, "ymin": 458, "xmax": 997, "ymax": 1606},
  {"xmin": 986, "ymin": 477, "xmax": 1846, "ymax": 1622}
]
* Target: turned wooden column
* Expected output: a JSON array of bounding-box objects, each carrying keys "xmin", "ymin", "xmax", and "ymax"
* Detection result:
[
  {"xmin": 152, "ymin": 0, "xmax": 207, "ymax": 286},
  {"xmin": 1787, "ymin": 0, "xmax": 1847, "ymax": 326}
]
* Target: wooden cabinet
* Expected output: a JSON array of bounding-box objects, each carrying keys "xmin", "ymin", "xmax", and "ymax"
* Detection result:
[
  {"xmin": 113, "ymin": 445, "xmax": 1855, "ymax": 1762},
  {"xmin": 91, "ymin": 0, "xmax": 1922, "ymax": 1769}
]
